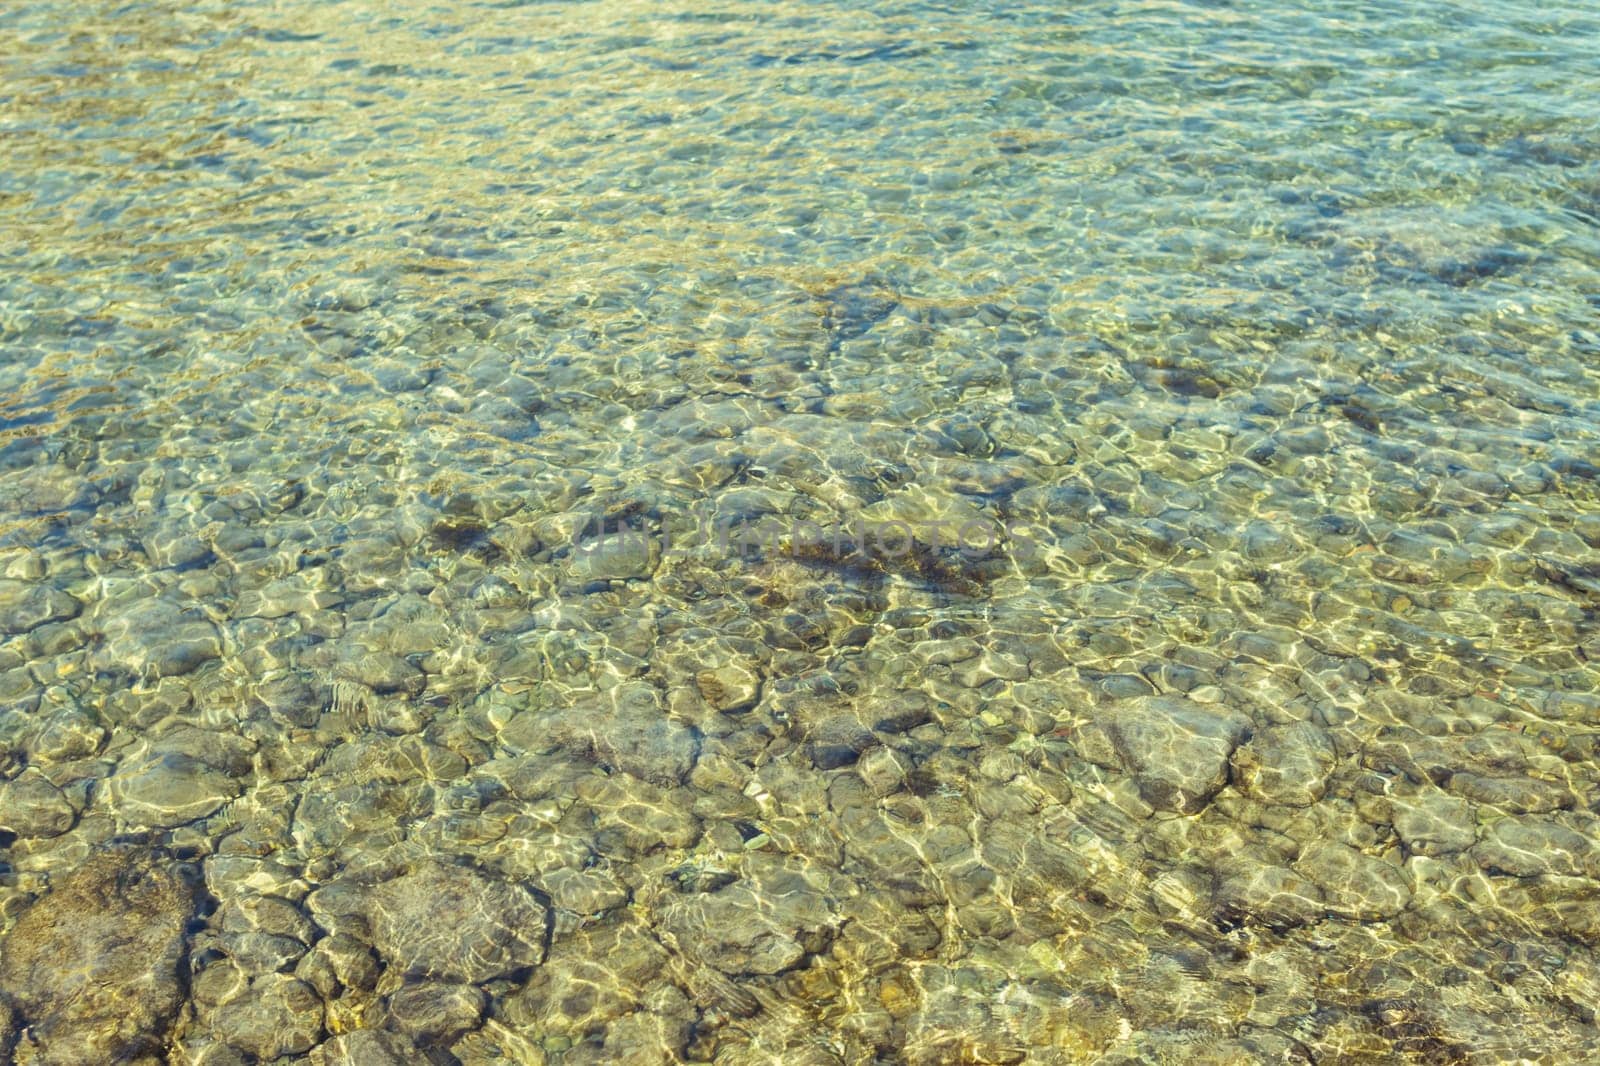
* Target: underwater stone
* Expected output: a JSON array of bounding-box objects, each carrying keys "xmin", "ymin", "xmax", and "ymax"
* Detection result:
[
  {"xmin": 92, "ymin": 599, "xmax": 221, "ymax": 679},
  {"xmin": 1473, "ymin": 816, "xmax": 1596, "ymax": 879},
  {"xmin": 0, "ymin": 581, "xmax": 78, "ymax": 635},
  {"xmin": 566, "ymin": 532, "xmax": 659, "ymax": 582},
  {"xmin": 661, "ymin": 864, "xmax": 835, "ymax": 977},
  {"xmin": 0, "ymin": 999, "xmax": 13, "ymax": 1063},
  {"xmin": 295, "ymin": 932, "xmax": 380, "ymax": 996},
  {"xmin": 387, "ymin": 981, "xmax": 488, "ymax": 1043},
  {"xmin": 694, "ymin": 658, "xmax": 762, "ymax": 713},
  {"xmin": 808, "ymin": 713, "xmax": 879, "ymax": 770},
  {"xmin": 870, "ymin": 692, "xmax": 934, "ymax": 734},
  {"xmin": 1448, "ymin": 771, "xmax": 1573, "ymax": 814},
  {"xmin": 190, "ymin": 955, "xmax": 251, "ymax": 1014},
  {"xmin": 218, "ymin": 894, "xmax": 314, "ymax": 973},
  {"xmin": 310, "ymin": 1029, "xmax": 418, "ymax": 1066},
  {"xmin": 542, "ymin": 866, "xmax": 629, "ymax": 916},
  {"xmin": 515, "ymin": 692, "xmax": 700, "ymax": 786},
  {"xmin": 856, "ymin": 747, "xmax": 910, "ymax": 797},
  {"xmin": 213, "ymin": 973, "xmax": 325, "ymax": 1059},
  {"xmin": 345, "ymin": 593, "xmax": 452, "ymax": 656},
  {"xmin": 108, "ymin": 728, "xmax": 251, "ymax": 828},
  {"xmin": 0, "ymin": 772, "xmax": 76, "ymax": 838},
  {"xmin": 1294, "ymin": 842, "xmax": 1412, "ymax": 920},
  {"xmin": 1213, "ymin": 861, "xmax": 1326, "ymax": 930},
  {"xmin": 0, "ymin": 848, "xmax": 195, "ymax": 1065},
  {"xmin": 576, "ymin": 775, "xmax": 703, "ymax": 850},
  {"xmin": 1098, "ymin": 696, "xmax": 1251, "ymax": 813},
  {"xmin": 599, "ymin": 988, "xmax": 697, "ymax": 1064},
  {"xmin": 367, "ymin": 862, "xmax": 548, "ymax": 983},
  {"xmin": 221, "ymin": 930, "xmax": 308, "ymax": 975},
  {"xmin": 1230, "ymin": 721, "xmax": 1336, "ymax": 807},
  {"xmin": 28, "ymin": 707, "xmax": 107, "ymax": 763},
  {"xmin": 585, "ymin": 712, "xmax": 700, "ymax": 786},
  {"xmin": 291, "ymin": 777, "xmax": 422, "ymax": 856},
  {"xmin": 665, "ymin": 890, "xmax": 807, "ymax": 976},
  {"xmin": 500, "ymin": 920, "xmax": 674, "ymax": 1042},
  {"xmin": 1390, "ymin": 793, "xmax": 1476, "ymax": 856},
  {"xmin": 335, "ymin": 644, "xmax": 427, "ymax": 696}
]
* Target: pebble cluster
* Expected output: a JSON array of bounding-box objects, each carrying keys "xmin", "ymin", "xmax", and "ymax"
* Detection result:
[{"xmin": 3, "ymin": 0, "xmax": 1600, "ymax": 1063}]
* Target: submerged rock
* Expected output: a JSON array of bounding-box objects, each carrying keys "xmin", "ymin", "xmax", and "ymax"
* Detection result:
[
  {"xmin": 0, "ymin": 772, "xmax": 76, "ymax": 838},
  {"xmin": 660, "ymin": 862, "xmax": 836, "ymax": 977},
  {"xmin": 0, "ymin": 580, "xmax": 78, "ymax": 635},
  {"xmin": 107, "ymin": 727, "xmax": 252, "ymax": 828},
  {"xmin": 1231, "ymin": 721, "xmax": 1336, "ymax": 807},
  {"xmin": 1473, "ymin": 816, "xmax": 1596, "ymax": 879},
  {"xmin": 1094, "ymin": 697, "xmax": 1252, "ymax": 813},
  {"xmin": 218, "ymin": 894, "xmax": 316, "ymax": 974},
  {"xmin": 1213, "ymin": 861, "xmax": 1326, "ymax": 930},
  {"xmin": 367, "ymin": 862, "xmax": 548, "ymax": 983},
  {"xmin": 212, "ymin": 973, "xmax": 325, "ymax": 1059},
  {"xmin": 92, "ymin": 598, "xmax": 221, "ymax": 679},
  {"xmin": 1390, "ymin": 792, "xmax": 1476, "ymax": 856},
  {"xmin": 387, "ymin": 981, "xmax": 487, "ymax": 1043},
  {"xmin": 694, "ymin": 657, "xmax": 763, "ymax": 713},
  {"xmin": 507, "ymin": 683, "xmax": 701, "ymax": 785},
  {"xmin": 335, "ymin": 643, "xmax": 427, "ymax": 696},
  {"xmin": 0, "ymin": 999, "xmax": 15, "ymax": 1064},
  {"xmin": 0, "ymin": 848, "xmax": 196, "ymax": 1065},
  {"xmin": 311, "ymin": 1029, "xmax": 418, "ymax": 1066},
  {"xmin": 1294, "ymin": 842, "xmax": 1413, "ymax": 920}
]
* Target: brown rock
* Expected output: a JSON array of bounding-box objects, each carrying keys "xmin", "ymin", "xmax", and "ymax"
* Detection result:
[{"xmin": 0, "ymin": 848, "xmax": 195, "ymax": 1065}]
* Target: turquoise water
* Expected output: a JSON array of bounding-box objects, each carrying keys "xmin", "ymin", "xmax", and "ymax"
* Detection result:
[{"xmin": 2, "ymin": 0, "xmax": 1600, "ymax": 1062}]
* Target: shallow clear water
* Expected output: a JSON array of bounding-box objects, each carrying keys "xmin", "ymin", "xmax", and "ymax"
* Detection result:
[{"xmin": 2, "ymin": 0, "xmax": 1600, "ymax": 1062}]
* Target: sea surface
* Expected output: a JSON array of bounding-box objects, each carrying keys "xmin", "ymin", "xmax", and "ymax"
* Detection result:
[{"xmin": 2, "ymin": 0, "xmax": 1600, "ymax": 1062}]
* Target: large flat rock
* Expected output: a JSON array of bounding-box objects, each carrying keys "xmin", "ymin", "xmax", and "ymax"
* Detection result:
[{"xmin": 0, "ymin": 848, "xmax": 196, "ymax": 1065}]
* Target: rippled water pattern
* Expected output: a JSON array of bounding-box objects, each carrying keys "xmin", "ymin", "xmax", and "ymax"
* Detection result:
[{"xmin": 2, "ymin": 0, "xmax": 1600, "ymax": 1062}]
